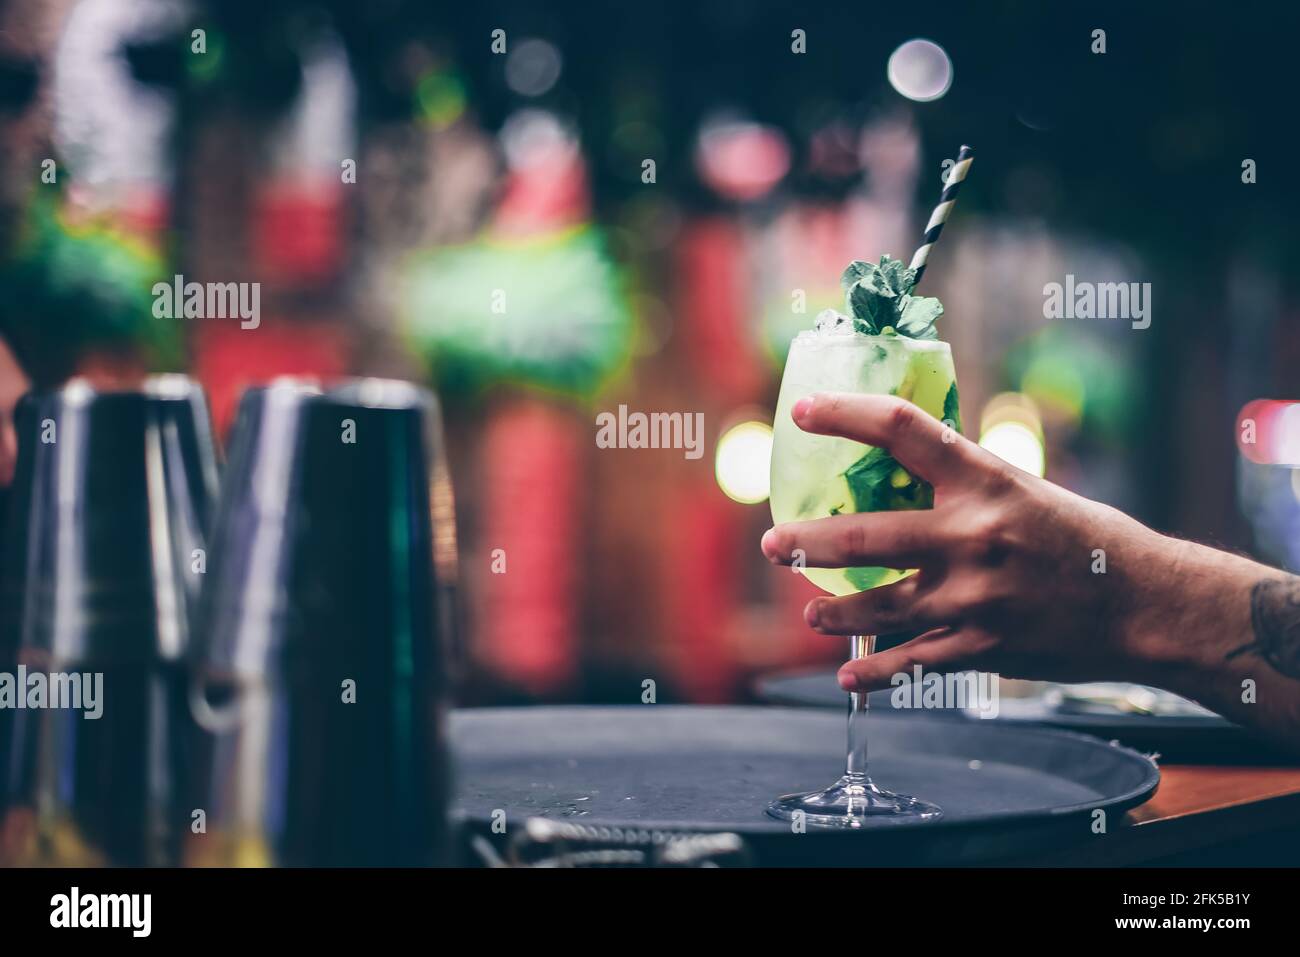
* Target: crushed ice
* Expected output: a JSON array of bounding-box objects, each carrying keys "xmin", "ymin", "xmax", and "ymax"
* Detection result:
[{"xmin": 813, "ymin": 308, "xmax": 855, "ymax": 336}]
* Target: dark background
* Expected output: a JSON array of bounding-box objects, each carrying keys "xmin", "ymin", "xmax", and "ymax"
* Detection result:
[{"xmin": 1, "ymin": 0, "xmax": 1297, "ymax": 703}]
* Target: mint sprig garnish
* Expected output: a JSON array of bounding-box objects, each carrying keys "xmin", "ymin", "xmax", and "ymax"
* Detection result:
[{"xmin": 840, "ymin": 255, "xmax": 943, "ymax": 339}]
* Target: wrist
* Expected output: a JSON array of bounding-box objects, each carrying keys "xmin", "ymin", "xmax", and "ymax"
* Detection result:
[{"xmin": 1115, "ymin": 534, "xmax": 1255, "ymax": 690}]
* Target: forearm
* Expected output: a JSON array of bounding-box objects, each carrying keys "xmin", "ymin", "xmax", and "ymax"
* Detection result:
[{"xmin": 1122, "ymin": 535, "xmax": 1300, "ymax": 748}]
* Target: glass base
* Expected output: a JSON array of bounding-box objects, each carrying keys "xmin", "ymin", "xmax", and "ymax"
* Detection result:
[{"xmin": 766, "ymin": 774, "xmax": 942, "ymax": 828}]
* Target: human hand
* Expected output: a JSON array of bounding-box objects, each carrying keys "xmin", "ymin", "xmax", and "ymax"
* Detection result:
[{"xmin": 760, "ymin": 392, "xmax": 1262, "ymax": 700}]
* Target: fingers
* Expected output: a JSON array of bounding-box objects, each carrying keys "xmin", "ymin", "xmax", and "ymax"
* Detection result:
[
  {"xmin": 804, "ymin": 576, "xmax": 959, "ymax": 636},
  {"xmin": 791, "ymin": 392, "xmax": 985, "ymax": 486},
  {"xmin": 762, "ymin": 511, "xmax": 950, "ymax": 569},
  {"xmin": 835, "ymin": 628, "xmax": 983, "ymax": 692}
]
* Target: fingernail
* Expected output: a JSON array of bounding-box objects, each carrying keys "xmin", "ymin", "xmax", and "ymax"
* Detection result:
[
  {"xmin": 837, "ymin": 670, "xmax": 858, "ymax": 691},
  {"xmin": 804, "ymin": 600, "xmax": 821, "ymax": 628},
  {"xmin": 791, "ymin": 396, "xmax": 813, "ymax": 422},
  {"xmin": 760, "ymin": 528, "xmax": 777, "ymax": 559}
]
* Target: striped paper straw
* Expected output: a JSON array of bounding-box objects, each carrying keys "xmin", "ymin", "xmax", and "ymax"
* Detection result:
[{"xmin": 909, "ymin": 144, "xmax": 974, "ymax": 287}]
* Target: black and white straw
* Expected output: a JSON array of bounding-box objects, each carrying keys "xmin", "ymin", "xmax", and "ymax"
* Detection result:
[{"xmin": 909, "ymin": 144, "xmax": 974, "ymax": 287}]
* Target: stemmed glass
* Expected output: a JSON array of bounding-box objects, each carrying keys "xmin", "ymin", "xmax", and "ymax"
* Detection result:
[{"xmin": 767, "ymin": 330, "xmax": 958, "ymax": 827}]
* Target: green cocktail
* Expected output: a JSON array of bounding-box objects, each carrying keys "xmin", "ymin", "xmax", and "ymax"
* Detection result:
[
  {"xmin": 770, "ymin": 332, "xmax": 960, "ymax": 596},
  {"xmin": 765, "ymin": 254, "xmax": 960, "ymax": 827}
]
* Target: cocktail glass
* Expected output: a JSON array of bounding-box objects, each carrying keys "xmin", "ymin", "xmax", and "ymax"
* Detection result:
[{"xmin": 767, "ymin": 330, "xmax": 959, "ymax": 826}]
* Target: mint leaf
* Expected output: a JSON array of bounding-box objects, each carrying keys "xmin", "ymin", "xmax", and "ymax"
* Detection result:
[
  {"xmin": 896, "ymin": 294, "xmax": 943, "ymax": 339},
  {"xmin": 844, "ymin": 565, "xmax": 891, "ymax": 590},
  {"xmin": 843, "ymin": 447, "xmax": 895, "ymax": 511},
  {"xmin": 848, "ymin": 283, "xmax": 896, "ymax": 334},
  {"xmin": 841, "ymin": 256, "xmax": 915, "ymax": 298},
  {"xmin": 843, "ymin": 446, "xmax": 933, "ymax": 514},
  {"xmin": 840, "ymin": 445, "xmax": 934, "ymax": 587},
  {"xmin": 942, "ymin": 382, "xmax": 962, "ymax": 433},
  {"xmin": 879, "ymin": 257, "xmax": 918, "ymax": 296},
  {"xmin": 840, "ymin": 254, "xmax": 943, "ymax": 340},
  {"xmin": 840, "ymin": 260, "xmax": 874, "ymax": 288}
]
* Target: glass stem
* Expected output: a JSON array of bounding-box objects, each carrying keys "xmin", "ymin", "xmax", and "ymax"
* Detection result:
[{"xmin": 845, "ymin": 634, "xmax": 875, "ymax": 780}]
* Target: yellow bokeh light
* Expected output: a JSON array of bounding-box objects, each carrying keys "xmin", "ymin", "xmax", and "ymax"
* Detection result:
[
  {"xmin": 980, "ymin": 421, "xmax": 1046, "ymax": 478},
  {"xmin": 980, "ymin": 391, "xmax": 1044, "ymax": 438},
  {"xmin": 715, "ymin": 420, "xmax": 773, "ymax": 504},
  {"xmin": 979, "ymin": 393, "xmax": 1046, "ymax": 477}
]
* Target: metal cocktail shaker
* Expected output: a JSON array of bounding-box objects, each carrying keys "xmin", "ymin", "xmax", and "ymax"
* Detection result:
[
  {"xmin": 0, "ymin": 376, "xmax": 218, "ymax": 866},
  {"xmin": 186, "ymin": 379, "xmax": 455, "ymax": 866}
]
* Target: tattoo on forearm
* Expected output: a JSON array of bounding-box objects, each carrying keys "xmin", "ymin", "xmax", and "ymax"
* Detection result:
[{"xmin": 1226, "ymin": 577, "xmax": 1300, "ymax": 679}]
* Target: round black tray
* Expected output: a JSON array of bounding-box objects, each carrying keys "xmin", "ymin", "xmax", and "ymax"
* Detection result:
[
  {"xmin": 754, "ymin": 669, "xmax": 1290, "ymax": 765},
  {"xmin": 452, "ymin": 705, "xmax": 1159, "ymax": 866}
]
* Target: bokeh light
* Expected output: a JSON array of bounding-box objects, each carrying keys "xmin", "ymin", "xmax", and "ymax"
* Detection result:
[
  {"xmin": 979, "ymin": 393, "xmax": 1046, "ymax": 477},
  {"xmin": 1238, "ymin": 399, "xmax": 1300, "ymax": 466},
  {"xmin": 500, "ymin": 109, "xmax": 577, "ymax": 169},
  {"xmin": 1277, "ymin": 404, "xmax": 1300, "ymax": 466},
  {"xmin": 715, "ymin": 420, "xmax": 773, "ymax": 504},
  {"xmin": 505, "ymin": 38, "xmax": 563, "ymax": 97},
  {"xmin": 694, "ymin": 117, "xmax": 790, "ymax": 202},
  {"xmin": 887, "ymin": 39, "xmax": 953, "ymax": 103},
  {"xmin": 980, "ymin": 422, "xmax": 1046, "ymax": 478},
  {"xmin": 416, "ymin": 71, "xmax": 466, "ymax": 129},
  {"xmin": 1020, "ymin": 352, "xmax": 1085, "ymax": 425}
]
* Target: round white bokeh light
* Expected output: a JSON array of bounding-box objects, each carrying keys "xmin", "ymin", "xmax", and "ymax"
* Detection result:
[
  {"xmin": 979, "ymin": 421, "xmax": 1046, "ymax": 478},
  {"xmin": 887, "ymin": 39, "xmax": 953, "ymax": 103},
  {"xmin": 1275, "ymin": 402, "xmax": 1300, "ymax": 466},
  {"xmin": 505, "ymin": 38, "xmax": 563, "ymax": 97},
  {"xmin": 715, "ymin": 421, "xmax": 774, "ymax": 505}
]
